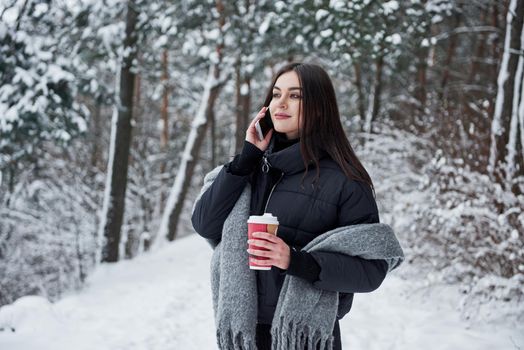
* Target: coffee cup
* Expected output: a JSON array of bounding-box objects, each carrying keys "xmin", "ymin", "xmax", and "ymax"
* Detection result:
[{"xmin": 247, "ymin": 213, "xmax": 279, "ymax": 270}]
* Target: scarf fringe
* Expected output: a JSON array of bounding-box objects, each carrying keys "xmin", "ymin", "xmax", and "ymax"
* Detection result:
[
  {"xmin": 217, "ymin": 329, "xmax": 257, "ymax": 350},
  {"xmin": 271, "ymin": 318, "xmax": 334, "ymax": 350}
]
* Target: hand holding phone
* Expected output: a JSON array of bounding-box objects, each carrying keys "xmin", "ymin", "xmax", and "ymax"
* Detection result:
[
  {"xmin": 246, "ymin": 106, "xmax": 273, "ymax": 151},
  {"xmin": 255, "ymin": 108, "xmax": 274, "ymax": 141}
]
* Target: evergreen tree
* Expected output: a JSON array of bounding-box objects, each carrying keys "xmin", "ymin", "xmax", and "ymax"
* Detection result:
[{"xmin": 0, "ymin": 4, "xmax": 88, "ymax": 185}]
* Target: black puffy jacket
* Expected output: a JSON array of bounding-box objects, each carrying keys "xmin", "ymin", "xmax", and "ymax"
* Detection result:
[{"xmin": 192, "ymin": 134, "xmax": 388, "ymax": 325}]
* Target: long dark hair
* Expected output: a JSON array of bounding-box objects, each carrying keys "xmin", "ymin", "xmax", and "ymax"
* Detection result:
[{"xmin": 262, "ymin": 62, "xmax": 374, "ymax": 191}]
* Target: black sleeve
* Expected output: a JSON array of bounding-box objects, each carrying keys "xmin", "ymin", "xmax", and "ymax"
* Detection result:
[
  {"xmin": 191, "ymin": 141, "xmax": 263, "ymax": 245},
  {"xmin": 286, "ymin": 249, "xmax": 388, "ymax": 294},
  {"xmin": 286, "ymin": 248, "xmax": 321, "ymax": 282},
  {"xmin": 287, "ymin": 178, "xmax": 387, "ymax": 291},
  {"xmin": 337, "ymin": 180, "xmax": 380, "ymax": 226},
  {"xmin": 310, "ymin": 252, "xmax": 388, "ymax": 293},
  {"xmin": 227, "ymin": 141, "xmax": 264, "ymax": 175}
]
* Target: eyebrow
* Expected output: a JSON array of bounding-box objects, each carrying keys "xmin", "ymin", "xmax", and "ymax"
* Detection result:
[{"xmin": 273, "ymin": 86, "xmax": 302, "ymax": 91}]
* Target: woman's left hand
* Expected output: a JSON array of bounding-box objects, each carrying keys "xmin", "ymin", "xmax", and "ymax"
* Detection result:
[{"xmin": 247, "ymin": 232, "xmax": 291, "ymax": 270}]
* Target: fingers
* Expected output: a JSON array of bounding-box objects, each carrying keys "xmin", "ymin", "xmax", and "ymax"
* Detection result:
[
  {"xmin": 247, "ymin": 231, "xmax": 290, "ymax": 269},
  {"xmin": 247, "ymin": 234, "xmax": 280, "ymax": 257},
  {"xmin": 249, "ymin": 256, "xmax": 274, "ymax": 266},
  {"xmin": 252, "ymin": 231, "xmax": 279, "ymax": 243},
  {"xmin": 248, "ymin": 106, "xmax": 268, "ymax": 129},
  {"xmin": 248, "ymin": 239, "xmax": 270, "ymax": 249},
  {"xmin": 248, "ymin": 246, "xmax": 289, "ymax": 270},
  {"xmin": 247, "ymin": 234, "xmax": 284, "ymax": 257},
  {"xmin": 247, "ymin": 248, "xmax": 271, "ymax": 257}
]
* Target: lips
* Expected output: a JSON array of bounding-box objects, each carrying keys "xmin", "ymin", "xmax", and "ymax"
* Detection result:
[{"xmin": 274, "ymin": 112, "xmax": 291, "ymax": 119}]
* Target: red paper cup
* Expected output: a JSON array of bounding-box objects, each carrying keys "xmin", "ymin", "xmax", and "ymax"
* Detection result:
[{"xmin": 247, "ymin": 213, "xmax": 279, "ymax": 270}]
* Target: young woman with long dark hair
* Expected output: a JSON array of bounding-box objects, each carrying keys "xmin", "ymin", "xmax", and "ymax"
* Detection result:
[{"xmin": 192, "ymin": 63, "xmax": 403, "ymax": 350}]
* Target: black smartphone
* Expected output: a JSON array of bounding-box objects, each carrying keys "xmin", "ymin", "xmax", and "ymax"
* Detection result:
[{"xmin": 255, "ymin": 108, "xmax": 274, "ymax": 141}]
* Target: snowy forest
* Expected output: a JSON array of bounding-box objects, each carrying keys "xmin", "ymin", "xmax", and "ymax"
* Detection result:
[{"xmin": 0, "ymin": 0, "xmax": 523, "ymax": 345}]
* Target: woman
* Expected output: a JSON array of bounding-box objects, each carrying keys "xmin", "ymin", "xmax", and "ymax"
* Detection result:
[{"xmin": 192, "ymin": 63, "xmax": 403, "ymax": 350}]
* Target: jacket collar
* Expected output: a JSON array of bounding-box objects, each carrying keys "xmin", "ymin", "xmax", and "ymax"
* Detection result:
[{"xmin": 265, "ymin": 132, "xmax": 326, "ymax": 175}]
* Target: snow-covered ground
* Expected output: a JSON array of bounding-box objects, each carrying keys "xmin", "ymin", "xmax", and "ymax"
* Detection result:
[{"xmin": 1, "ymin": 233, "xmax": 522, "ymax": 350}]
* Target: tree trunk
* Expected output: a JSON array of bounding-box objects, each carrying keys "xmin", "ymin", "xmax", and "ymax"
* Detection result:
[
  {"xmin": 506, "ymin": 57, "xmax": 524, "ymax": 185},
  {"xmin": 490, "ymin": 1, "xmax": 503, "ymax": 80},
  {"xmin": 161, "ymin": 50, "xmax": 169, "ymax": 153},
  {"xmin": 159, "ymin": 65, "xmax": 224, "ymax": 242},
  {"xmin": 90, "ymin": 103, "xmax": 102, "ymax": 171},
  {"xmin": 505, "ymin": 8, "xmax": 524, "ymax": 187},
  {"xmin": 235, "ymin": 61, "xmax": 243, "ymax": 154},
  {"xmin": 353, "ymin": 60, "xmax": 366, "ymax": 121},
  {"xmin": 242, "ymin": 75, "xmax": 251, "ymax": 142},
  {"xmin": 488, "ymin": 0, "xmax": 524, "ymax": 185},
  {"xmin": 468, "ymin": 9, "xmax": 488, "ymax": 83},
  {"xmin": 160, "ymin": 49, "xmax": 170, "ymax": 207},
  {"xmin": 235, "ymin": 62, "xmax": 251, "ymax": 154},
  {"xmin": 210, "ymin": 0, "xmax": 226, "ymax": 169},
  {"xmin": 158, "ymin": 0, "xmax": 226, "ymax": 242},
  {"xmin": 124, "ymin": 73, "xmax": 142, "ymax": 260},
  {"xmin": 414, "ymin": 0, "xmax": 429, "ymax": 114},
  {"xmin": 415, "ymin": 46, "xmax": 428, "ymax": 111},
  {"xmin": 439, "ymin": 11, "xmax": 462, "ymax": 102},
  {"xmin": 101, "ymin": 0, "xmax": 138, "ymax": 263},
  {"xmin": 369, "ymin": 50, "xmax": 384, "ymax": 131},
  {"xmin": 210, "ymin": 97, "xmax": 216, "ymax": 168},
  {"xmin": 135, "ymin": 71, "xmax": 142, "ymax": 114}
]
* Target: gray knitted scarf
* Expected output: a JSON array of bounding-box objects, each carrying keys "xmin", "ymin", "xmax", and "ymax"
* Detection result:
[{"xmin": 193, "ymin": 166, "xmax": 405, "ymax": 350}]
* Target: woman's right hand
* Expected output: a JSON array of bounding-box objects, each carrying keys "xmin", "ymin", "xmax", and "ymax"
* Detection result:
[{"xmin": 246, "ymin": 106, "xmax": 273, "ymax": 152}]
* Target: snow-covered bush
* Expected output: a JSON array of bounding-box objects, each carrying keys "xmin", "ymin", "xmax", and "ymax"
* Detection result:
[
  {"xmin": 402, "ymin": 153, "xmax": 524, "ymax": 310},
  {"xmin": 358, "ymin": 125, "xmax": 523, "ymax": 320},
  {"xmin": 0, "ymin": 157, "xmax": 99, "ymax": 306}
]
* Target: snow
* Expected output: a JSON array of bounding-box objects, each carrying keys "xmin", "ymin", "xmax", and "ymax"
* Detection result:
[
  {"xmin": 329, "ymin": 0, "xmax": 345, "ymax": 11},
  {"xmin": 153, "ymin": 35, "xmax": 168, "ymax": 49},
  {"xmin": 240, "ymin": 83, "xmax": 249, "ymax": 96},
  {"xmin": 320, "ymin": 29, "xmax": 334, "ymax": 38},
  {"xmin": 0, "ymin": 22, "xmax": 7, "ymax": 39},
  {"xmin": 33, "ymin": 3, "xmax": 49, "ymax": 17},
  {"xmin": 97, "ymin": 22, "xmax": 124, "ymax": 56},
  {"xmin": 386, "ymin": 33, "xmax": 402, "ymax": 45},
  {"xmin": 382, "ymin": 1, "xmax": 399, "ymax": 15},
  {"xmin": 204, "ymin": 28, "xmax": 220, "ymax": 41},
  {"xmin": 0, "ymin": 234, "xmax": 522, "ymax": 350},
  {"xmin": 258, "ymin": 15, "xmax": 272, "ymax": 35},
  {"xmin": 13, "ymin": 67, "xmax": 34, "ymax": 86},
  {"xmin": 316, "ymin": 9, "xmax": 329, "ymax": 22},
  {"xmin": 0, "ymin": 6, "xmax": 18, "ymax": 25},
  {"xmin": 197, "ymin": 45, "xmax": 211, "ymax": 59},
  {"xmin": 426, "ymin": 0, "xmax": 453, "ymax": 23},
  {"xmin": 274, "ymin": 1, "xmax": 286, "ymax": 12}
]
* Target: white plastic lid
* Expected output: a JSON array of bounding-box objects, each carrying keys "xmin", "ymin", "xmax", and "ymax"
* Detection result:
[{"xmin": 247, "ymin": 213, "xmax": 279, "ymax": 225}]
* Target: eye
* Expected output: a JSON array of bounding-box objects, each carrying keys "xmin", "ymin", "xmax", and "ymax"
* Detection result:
[
  {"xmin": 291, "ymin": 94, "xmax": 302, "ymax": 99},
  {"xmin": 272, "ymin": 93, "xmax": 281, "ymax": 98}
]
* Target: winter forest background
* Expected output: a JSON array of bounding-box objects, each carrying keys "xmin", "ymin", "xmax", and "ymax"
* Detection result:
[{"xmin": 1, "ymin": 0, "xmax": 523, "ymax": 337}]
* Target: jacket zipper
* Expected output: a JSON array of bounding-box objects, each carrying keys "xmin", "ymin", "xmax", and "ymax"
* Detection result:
[{"xmin": 262, "ymin": 154, "xmax": 284, "ymax": 213}]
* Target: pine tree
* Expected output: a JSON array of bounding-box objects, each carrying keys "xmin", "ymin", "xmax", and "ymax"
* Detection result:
[{"xmin": 0, "ymin": 4, "xmax": 88, "ymax": 186}]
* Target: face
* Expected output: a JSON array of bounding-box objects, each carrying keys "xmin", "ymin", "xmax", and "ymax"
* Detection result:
[{"xmin": 269, "ymin": 71, "xmax": 303, "ymax": 140}]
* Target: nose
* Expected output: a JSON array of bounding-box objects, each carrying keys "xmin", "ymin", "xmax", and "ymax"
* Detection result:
[{"xmin": 277, "ymin": 95, "xmax": 287, "ymax": 109}]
